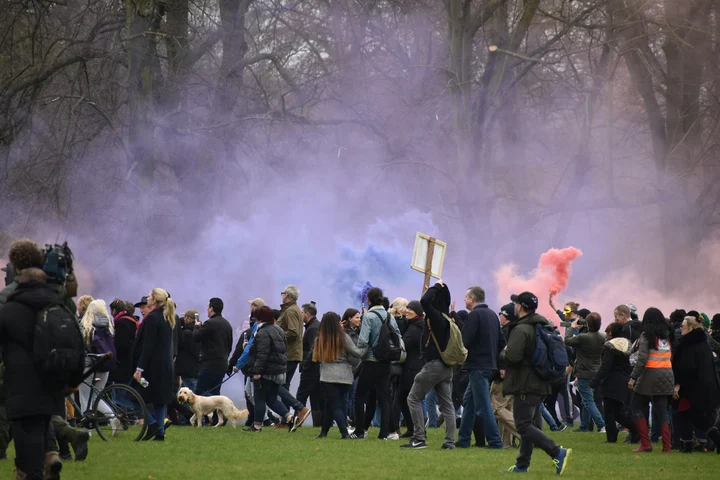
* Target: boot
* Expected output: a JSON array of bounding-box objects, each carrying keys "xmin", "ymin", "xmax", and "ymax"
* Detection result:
[
  {"xmin": 44, "ymin": 452, "xmax": 62, "ymax": 480},
  {"xmin": 661, "ymin": 424, "xmax": 672, "ymax": 453},
  {"xmin": 707, "ymin": 427, "xmax": 720, "ymax": 454},
  {"xmin": 632, "ymin": 419, "xmax": 652, "ymax": 453},
  {"xmin": 70, "ymin": 429, "xmax": 89, "ymax": 461},
  {"xmin": 681, "ymin": 440, "xmax": 694, "ymax": 453}
]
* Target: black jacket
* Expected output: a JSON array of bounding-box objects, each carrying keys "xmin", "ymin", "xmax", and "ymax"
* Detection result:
[
  {"xmin": 401, "ymin": 317, "xmax": 424, "ymax": 390},
  {"xmin": 109, "ymin": 313, "xmax": 138, "ymax": 384},
  {"xmin": 461, "ymin": 304, "xmax": 505, "ymax": 371},
  {"xmin": 175, "ymin": 322, "xmax": 201, "ymax": 378},
  {"xmin": 246, "ymin": 323, "xmax": 287, "ymax": 376},
  {"xmin": 420, "ymin": 284, "xmax": 451, "ymax": 363},
  {"xmin": 590, "ymin": 337, "xmax": 632, "ymax": 403},
  {"xmin": 622, "ymin": 320, "xmax": 642, "ymax": 344},
  {"xmin": 500, "ymin": 313, "xmax": 552, "ymax": 396},
  {"xmin": 300, "ymin": 318, "xmax": 320, "ymax": 376},
  {"xmin": 0, "ymin": 281, "xmax": 68, "ymax": 419},
  {"xmin": 132, "ymin": 308, "xmax": 174, "ymax": 405},
  {"xmin": 395, "ymin": 316, "xmax": 408, "ymax": 336},
  {"xmin": 193, "ymin": 314, "xmax": 233, "ymax": 373},
  {"xmin": 565, "ymin": 329, "xmax": 605, "ymax": 379},
  {"xmin": 672, "ymin": 328, "xmax": 720, "ymax": 412}
]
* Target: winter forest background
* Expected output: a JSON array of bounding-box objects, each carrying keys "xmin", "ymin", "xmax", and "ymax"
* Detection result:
[{"xmin": 1, "ymin": 0, "xmax": 720, "ymax": 324}]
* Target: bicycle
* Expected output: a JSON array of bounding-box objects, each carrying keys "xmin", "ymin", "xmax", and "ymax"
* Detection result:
[{"xmin": 66, "ymin": 352, "xmax": 149, "ymax": 441}]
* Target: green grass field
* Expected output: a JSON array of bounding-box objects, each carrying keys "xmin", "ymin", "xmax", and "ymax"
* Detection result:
[{"xmin": 0, "ymin": 425, "xmax": 717, "ymax": 479}]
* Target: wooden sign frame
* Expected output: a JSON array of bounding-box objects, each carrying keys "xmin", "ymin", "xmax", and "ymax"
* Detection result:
[{"xmin": 411, "ymin": 232, "xmax": 446, "ymax": 292}]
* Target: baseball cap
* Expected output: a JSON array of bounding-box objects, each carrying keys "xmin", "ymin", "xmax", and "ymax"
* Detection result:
[
  {"xmin": 499, "ymin": 303, "xmax": 518, "ymax": 322},
  {"xmin": 511, "ymin": 292, "xmax": 538, "ymax": 311},
  {"xmin": 576, "ymin": 308, "xmax": 591, "ymax": 319},
  {"xmin": 248, "ymin": 298, "xmax": 265, "ymax": 307},
  {"xmin": 133, "ymin": 296, "xmax": 148, "ymax": 308},
  {"xmin": 406, "ymin": 300, "xmax": 424, "ymax": 317}
]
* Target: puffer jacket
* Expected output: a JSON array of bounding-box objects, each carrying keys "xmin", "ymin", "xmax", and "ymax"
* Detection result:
[
  {"xmin": 590, "ymin": 337, "xmax": 631, "ymax": 403},
  {"xmin": 319, "ymin": 333, "xmax": 366, "ymax": 385},
  {"xmin": 672, "ymin": 328, "xmax": 720, "ymax": 412},
  {"xmin": 631, "ymin": 332, "xmax": 674, "ymax": 396},
  {"xmin": 245, "ymin": 323, "xmax": 287, "ymax": 376},
  {"xmin": 500, "ymin": 313, "xmax": 553, "ymax": 396},
  {"xmin": 565, "ymin": 329, "xmax": 605, "ymax": 379}
]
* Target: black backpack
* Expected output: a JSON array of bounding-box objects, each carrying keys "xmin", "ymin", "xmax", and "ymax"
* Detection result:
[
  {"xmin": 34, "ymin": 304, "xmax": 86, "ymax": 389},
  {"xmin": 370, "ymin": 311, "xmax": 402, "ymax": 363}
]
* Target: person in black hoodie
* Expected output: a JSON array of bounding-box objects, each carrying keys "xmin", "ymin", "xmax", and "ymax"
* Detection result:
[
  {"xmin": 193, "ymin": 298, "xmax": 233, "ymax": 398},
  {"xmin": 295, "ymin": 302, "xmax": 324, "ymax": 427},
  {"xmin": 401, "ymin": 280, "xmax": 456, "ymax": 450},
  {"xmin": 590, "ymin": 322, "xmax": 636, "ymax": 443},
  {"xmin": 0, "ymin": 268, "xmax": 80, "ymax": 479},
  {"xmin": 672, "ymin": 315, "xmax": 720, "ymax": 453},
  {"xmin": 615, "ymin": 304, "xmax": 642, "ymax": 344},
  {"xmin": 397, "ymin": 301, "xmax": 424, "ymax": 438},
  {"xmin": 457, "ymin": 286, "xmax": 505, "ymax": 449}
]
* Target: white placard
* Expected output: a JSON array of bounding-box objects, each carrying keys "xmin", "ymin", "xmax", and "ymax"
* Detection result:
[{"xmin": 411, "ymin": 232, "xmax": 446, "ymax": 279}]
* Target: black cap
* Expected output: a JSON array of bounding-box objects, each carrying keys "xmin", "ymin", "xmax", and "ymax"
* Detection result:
[
  {"xmin": 499, "ymin": 303, "xmax": 518, "ymax": 323},
  {"xmin": 133, "ymin": 296, "xmax": 148, "ymax": 308},
  {"xmin": 511, "ymin": 292, "xmax": 538, "ymax": 311},
  {"xmin": 407, "ymin": 300, "xmax": 424, "ymax": 317},
  {"xmin": 576, "ymin": 308, "xmax": 591, "ymax": 319}
]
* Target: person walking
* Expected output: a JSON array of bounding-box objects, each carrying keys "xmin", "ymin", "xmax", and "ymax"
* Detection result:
[
  {"xmin": 501, "ymin": 292, "xmax": 571, "ymax": 475},
  {"xmin": 628, "ymin": 307, "xmax": 674, "ymax": 453},
  {"xmin": 133, "ymin": 288, "xmax": 176, "ymax": 441},
  {"xmin": 314, "ymin": 312, "xmax": 365, "ymax": 439}
]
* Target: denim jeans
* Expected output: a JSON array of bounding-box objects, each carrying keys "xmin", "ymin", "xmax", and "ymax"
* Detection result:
[
  {"xmin": 540, "ymin": 403, "xmax": 558, "ymax": 430},
  {"xmin": 277, "ymin": 385, "xmax": 304, "ymax": 412},
  {"xmin": 147, "ymin": 404, "xmax": 167, "ymax": 435},
  {"xmin": 407, "ymin": 360, "xmax": 455, "ymax": 445},
  {"xmin": 253, "ymin": 378, "xmax": 289, "ymax": 426},
  {"xmin": 425, "ymin": 389, "xmax": 438, "ymax": 428},
  {"xmin": 577, "ymin": 378, "xmax": 605, "ymax": 429},
  {"xmin": 321, "ymin": 382, "xmax": 351, "ymax": 437},
  {"xmin": 458, "ymin": 370, "xmax": 503, "ymax": 448},
  {"xmin": 181, "ymin": 377, "xmax": 198, "ymax": 393},
  {"xmin": 196, "ymin": 369, "xmax": 225, "ymax": 396}
]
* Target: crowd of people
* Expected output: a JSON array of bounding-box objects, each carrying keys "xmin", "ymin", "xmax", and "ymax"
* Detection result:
[{"xmin": 1, "ymin": 238, "xmax": 720, "ymax": 478}]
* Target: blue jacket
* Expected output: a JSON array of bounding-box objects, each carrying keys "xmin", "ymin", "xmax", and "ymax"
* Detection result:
[
  {"xmin": 358, "ymin": 306, "xmax": 401, "ymax": 362},
  {"xmin": 461, "ymin": 304, "xmax": 505, "ymax": 371},
  {"xmin": 235, "ymin": 322, "xmax": 259, "ymax": 371}
]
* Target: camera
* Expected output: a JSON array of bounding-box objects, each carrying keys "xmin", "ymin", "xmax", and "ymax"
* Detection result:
[{"xmin": 560, "ymin": 321, "xmax": 573, "ymax": 328}]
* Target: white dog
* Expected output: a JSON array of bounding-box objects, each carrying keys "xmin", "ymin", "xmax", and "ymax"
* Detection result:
[{"xmin": 177, "ymin": 387, "xmax": 248, "ymax": 428}]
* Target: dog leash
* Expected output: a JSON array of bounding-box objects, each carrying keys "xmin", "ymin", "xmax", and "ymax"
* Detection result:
[{"xmin": 205, "ymin": 371, "xmax": 238, "ymax": 394}]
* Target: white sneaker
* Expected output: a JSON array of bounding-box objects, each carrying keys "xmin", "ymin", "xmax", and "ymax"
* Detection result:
[
  {"xmin": 347, "ymin": 427, "xmax": 355, "ymax": 434},
  {"xmin": 111, "ymin": 418, "xmax": 122, "ymax": 437},
  {"xmin": 387, "ymin": 433, "xmax": 400, "ymax": 440},
  {"xmin": 363, "ymin": 431, "xmax": 368, "ymax": 439},
  {"xmin": 598, "ymin": 427, "xmax": 607, "ymax": 433}
]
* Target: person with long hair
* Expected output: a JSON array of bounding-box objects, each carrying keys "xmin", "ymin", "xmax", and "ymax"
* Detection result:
[
  {"xmin": 244, "ymin": 306, "xmax": 295, "ymax": 432},
  {"xmin": 672, "ymin": 316, "xmax": 720, "ymax": 453},
  {"xmin": 628, "ymin": 307, "xmax": 674, "ymax": 453},
  {"xmin": 341, "ymin": 308, "xmax": 362, "ymax": 424},
  {"xmin": 133, "ymin": 288, "xmax": 176, "ymax": 441},
  {"xmin": 313, "ymin": 312, "xmax": 365, "ymax": 439}
]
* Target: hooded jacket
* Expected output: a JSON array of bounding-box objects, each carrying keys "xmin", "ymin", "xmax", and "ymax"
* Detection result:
[
  {"xmin": 622, "ymin": 319, "xmax": 642, "ymax": 344},
  {"xmin": 420, "ymin": 283, "xmax": 451, "ymax": 363},
  {"xmin": 0, "ymin": 281, "xmax": 70, "ymax": 419},
  {"xmin": 672, "ymin": 328, "xmax": 720, "ymax": 412},
  {"xmin": 500, "ymin": 313, "xmax": 552, "ymax": 396},
  {"xmin": 590, "ymin": 337, "xmax": 631, "ymax": 403},
  {"xmin": 401, "ymin": 317, "xmax": 424, "ymax": 390}
]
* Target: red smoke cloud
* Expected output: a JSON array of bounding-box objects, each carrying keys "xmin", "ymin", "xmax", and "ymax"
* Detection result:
[{"xmin": 495, "ymin": 247, "xmax": 583, "ymax": 323}]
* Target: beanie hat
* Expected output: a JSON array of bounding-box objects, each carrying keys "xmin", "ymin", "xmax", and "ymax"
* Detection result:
[
  {"xmin": 407, "ymin": 300, "xmax": 424, "ymax": 317},
  {"xmin": 700, "ymin": 313, "xmax": 710, "ymax": 330},
  {"xmin": 711, "ymin": 314, "xmax": 720, "ymax": 332}
]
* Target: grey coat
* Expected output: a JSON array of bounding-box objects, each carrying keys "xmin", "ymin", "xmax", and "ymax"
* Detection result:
[
  {"xmin": 630, "ymin": 332, "xmax": 674, "ymax": 396},
  {"xmin": 319, "ymin": 333, "xmax": 366, "ymax": 385}
]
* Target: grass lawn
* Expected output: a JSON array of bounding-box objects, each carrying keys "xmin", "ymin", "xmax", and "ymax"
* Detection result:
[{"xmin": 0, "ymin": 425, "xmax": 717, "ymax": 479}]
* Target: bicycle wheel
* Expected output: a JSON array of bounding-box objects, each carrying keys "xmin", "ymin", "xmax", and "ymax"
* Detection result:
[{"xmin": 92, "ymin": 383, "xmax": 149, "ymax": 441}]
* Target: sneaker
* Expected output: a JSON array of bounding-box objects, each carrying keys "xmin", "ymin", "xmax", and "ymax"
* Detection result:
[
  {"xmin": 441, "ymin": 442, "xmax": 455, "ymax": 450},
  {"xmin": 342, "ymin": 433, "xmax": 358, "ymax": 440},
  {"xmin": 598, "ymin": 427, "xmax": 606, "ymax": 433},
  {"xmin": 572, "ymin": 428, "xmax": 586, "ymax": 433},
  {"xmin": 291, "ymin": 408, "xmax": 311, "ymax": 432},
  {"xmin": 401, "ymin": 439, "xmax": 427, "ymax": 449},
  {"xmin": 504, "ymin": 465, "xmax": 529, "ymax": 473},
  {"xmin": 363, "ymin": 432, "xmax": 368, "ymax": 439},
  {"xmin": 347, "ymin": 427, "xmax": 355, "ymax": 434},
  {"xmin": 552, "ymin": 447, "xmax": 572, "ymax": 475},
  {"xmin": 400, "ymin": 431, "xmax": 413, "ymax": 438},
  {"xmin": 557, "ymin": 424, "xmax": 568, "ymax": 432},
  {"xmin": 262, "ymin": 419, "xmax": 275, "ymax": 427},
  {"xmin": 242, "ymin": 425, "xmax": 262, "ymax": 432},
  {"xmin": 71, "ymin": 430, "xmax": 90, "ymax": 462},
  {"xmin": 387, "ymin": 433, "xmax": 400, "ymax": 440},
  {"xmin": 141, "ymin": 423, "xmax": 160, "ymax": 441}
]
